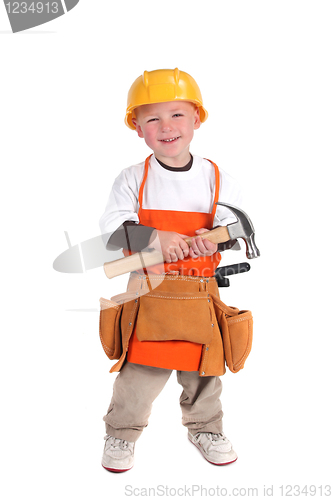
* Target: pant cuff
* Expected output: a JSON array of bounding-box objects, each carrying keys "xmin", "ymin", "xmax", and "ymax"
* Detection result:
[
  {"xmin": 187, "ymin": 421, "xmax": 223, "ymax": 435},
  {"xmin": 105, "ymin": 423, "xmax": 144, "ymax": 443}
]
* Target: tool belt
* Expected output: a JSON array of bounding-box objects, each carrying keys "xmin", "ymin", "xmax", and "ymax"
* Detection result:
[{"xmin": 99, "ymin": 274, "xmax": 253, "ymax": 373}]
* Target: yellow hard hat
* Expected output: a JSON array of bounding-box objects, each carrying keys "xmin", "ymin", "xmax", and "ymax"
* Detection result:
[{"xmin": 125, "ymin": 68, "xmax": 208, "ymax": 130}]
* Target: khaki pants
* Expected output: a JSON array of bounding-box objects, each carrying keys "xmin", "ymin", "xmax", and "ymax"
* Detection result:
[{"xmin": 103, "ymin": 361, "xmax": 223, "ymax": 442}]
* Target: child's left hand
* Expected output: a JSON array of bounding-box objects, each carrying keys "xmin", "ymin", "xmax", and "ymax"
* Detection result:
[{"xmin": 187, "ymin": 228, "xmax": 218, "ymax": 258}]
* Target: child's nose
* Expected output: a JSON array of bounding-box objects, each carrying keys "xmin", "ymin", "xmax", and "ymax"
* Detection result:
[{"xmin": 160, "ymin": 119, "xmax": 172, "ymax": 132}]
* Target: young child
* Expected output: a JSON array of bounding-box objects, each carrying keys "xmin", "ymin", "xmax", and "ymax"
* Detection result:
[{"xmin": 99, "ymin": 68, "xmax": 244, "ymax": 472}]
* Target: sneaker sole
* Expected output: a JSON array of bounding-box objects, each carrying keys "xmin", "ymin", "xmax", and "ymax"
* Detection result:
[
  {"xmin": 102, "ymin": 464, "xmax": 133, "ymax": 473},
  {"xmin": 188, "ymin": 437, "xmax": 238, "ymax": 466}
]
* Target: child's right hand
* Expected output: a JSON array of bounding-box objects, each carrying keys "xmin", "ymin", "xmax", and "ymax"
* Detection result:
[{"xmin": 148, "ymin": 230, "xmax": 190, "ymax": 263}]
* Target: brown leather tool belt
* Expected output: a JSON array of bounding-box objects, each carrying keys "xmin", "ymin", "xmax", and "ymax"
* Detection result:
[{"xmin": 99, "ymin": 272, "xmax": 253, "ymax": 373}]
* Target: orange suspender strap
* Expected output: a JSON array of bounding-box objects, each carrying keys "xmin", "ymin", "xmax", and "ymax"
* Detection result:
[
  {"xmin": 205, "ymin": 159, "xmax": 220, "ymax": 224},
  {"xmin": 138, "ymin": 155, "xmax": 152, "ymax": 212}
]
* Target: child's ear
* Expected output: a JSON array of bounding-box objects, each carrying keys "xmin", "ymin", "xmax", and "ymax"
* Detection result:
[
  {"xmin": 194, "ymin": 107, "xmax": 201, "ymax": 130},
  {"xmin": 131, "ymin": 118, "xmax": 144, "ymax": 138}
]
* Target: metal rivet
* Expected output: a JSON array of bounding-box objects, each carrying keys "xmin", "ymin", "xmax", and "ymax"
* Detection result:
[
  {"xmin": 206, "ymin": 347, "xmax": 209, "ymax": 351},
  {"xmin": 211, "ymin": 323, "xmax": 214, "ymax": 327},
  {"xmin": 135, "ymin": 299, "xmax": 138, "ymax": 303},
  {"xmin": 200, "ymin": 279, "xmax": 204, "ymax": 282},
  {"xmin": 202, "ymin": 371, "xmax": 205, "ymax": 375},
  {"xmin": 208, "ymin": 299, "xmax": 210, "ymax": 303},
  {"xmin": 129, "ymin": 322, "xmax": 132, "ymax": 326}
]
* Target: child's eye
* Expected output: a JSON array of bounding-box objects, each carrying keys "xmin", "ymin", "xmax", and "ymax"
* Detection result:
[
  {"xmin": 173, "ymin": 114, "xmax": 183, "ymax": 118},
  {"xmin": 147, "ymin": 118, "xmax": 158, "ymax": 123}
]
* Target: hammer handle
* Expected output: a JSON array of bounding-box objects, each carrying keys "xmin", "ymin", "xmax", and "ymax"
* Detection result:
[
  {"xmin": 103, "ymin": 226, "xmax": 231, "ymax": 279},
  {"xmin": 184, "ymin": 226, "xmax": 230, "ymax": 246},
  {"xmin": 104, "ymin": 250, "xmax": 164, "ymax": 279}
]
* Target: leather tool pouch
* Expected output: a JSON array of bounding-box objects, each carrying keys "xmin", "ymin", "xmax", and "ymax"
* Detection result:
[
  {"xmin": 136, "ymin": 290, "xmax": 215, "ymax": 344},
  {"xmin": 212, "ymin": 294, "xmax": 253, "ymax": 373},
  {"xmin": 99, "ymin": 298, "xmax": 123, "ymax": 360},
  {"xmin": 99, "ymin": 292, "xmax": 139, "ymax": 360}
]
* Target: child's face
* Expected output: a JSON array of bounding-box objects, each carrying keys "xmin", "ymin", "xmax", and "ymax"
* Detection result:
[{"xmin": 132, "ymin": 101, "xmax": 201, "ymax": 166}]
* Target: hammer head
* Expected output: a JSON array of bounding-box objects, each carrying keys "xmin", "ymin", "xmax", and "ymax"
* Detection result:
[{"xmin": 216, "ymin": 202, "xmax": 260, "ymax": 259}]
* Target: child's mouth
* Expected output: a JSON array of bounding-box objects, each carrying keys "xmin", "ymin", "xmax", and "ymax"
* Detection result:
[{"xmin": 160, "ymin": 136, "xmax": 180, "ymax": 143}]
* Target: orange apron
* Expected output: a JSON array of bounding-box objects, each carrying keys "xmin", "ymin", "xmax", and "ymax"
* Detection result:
[{"xmin": 127, "ymin": 155, "xmax": 222, "ymax": 371}]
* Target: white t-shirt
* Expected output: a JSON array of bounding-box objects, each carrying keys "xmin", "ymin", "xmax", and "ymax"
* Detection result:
[{"xmin": 99, "ymin": 154, "xmax": 244, "ymax": 243}]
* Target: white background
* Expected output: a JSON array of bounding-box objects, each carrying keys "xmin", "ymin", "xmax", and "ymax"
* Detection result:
[{"xmin": 1, "ymin": 1, "xmax": 332, "ymax": 499}]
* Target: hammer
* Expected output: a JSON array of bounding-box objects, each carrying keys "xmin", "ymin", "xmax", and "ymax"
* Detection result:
[{"xmin": 103, "ymin": 202, "xmax": 260, "ymax": 279}]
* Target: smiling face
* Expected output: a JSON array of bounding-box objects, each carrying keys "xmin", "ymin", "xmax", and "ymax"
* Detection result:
[{"xmin": 132, "ymin": 101, "xmax": 201, "ymax": 167}]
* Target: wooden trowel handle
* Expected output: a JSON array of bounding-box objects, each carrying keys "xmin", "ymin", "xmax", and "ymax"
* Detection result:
[{"xmin": 103, "ymin": 226, "xmax": 231, "ymax": 279}]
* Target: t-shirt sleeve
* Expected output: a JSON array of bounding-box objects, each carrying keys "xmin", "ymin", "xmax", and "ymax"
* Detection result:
[
  {"xmin": 99, "ymin": 165, "xmax": 156, "ymax": 250},
  {"xmin": 99, "ymin": 167, "xmax": 140, "ymax": 247},
  {"xmin": 213, "ymin": 168, "xmax": 245, "ymax": 227}
]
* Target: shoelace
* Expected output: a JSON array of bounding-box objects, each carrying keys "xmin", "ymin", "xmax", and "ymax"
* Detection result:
[
  {"xmin": 209, "ymin": 433, "xmax": 228, "ymax": 442},
  {"xmin": 194, "ymin": 432, "xmax": 228, "ymax": 444},
  {"xmin": 105, "ymin": 436, "xmax": 130, "ymax": 451}
]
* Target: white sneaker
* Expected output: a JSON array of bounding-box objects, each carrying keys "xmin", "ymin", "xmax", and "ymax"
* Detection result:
[
  {"xmin": 101, "ymin": 435, "xmax": 135, "ymax": 472},
  {"xmin": 188, "ymin": 431, "xmax": 238, "ymax": 465}
]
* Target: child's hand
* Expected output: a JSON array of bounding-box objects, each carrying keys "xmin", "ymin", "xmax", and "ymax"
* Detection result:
[
  {"xmin": 148, "ymin": 230, "xmax": 190, "ymax": 263},
  {"xmin": 188, "ymin": 228, "xmax": 218, "ymax": 258}
]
